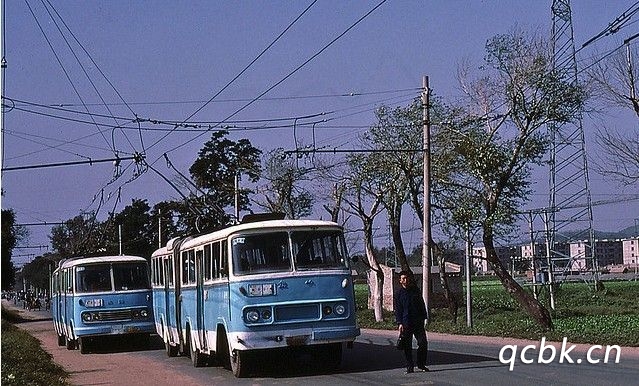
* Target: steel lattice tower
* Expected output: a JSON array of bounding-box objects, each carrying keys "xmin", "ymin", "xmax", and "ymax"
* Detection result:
[{"xmin": 548, "ymin": 0, "xmax": 598, "ymax": 281}]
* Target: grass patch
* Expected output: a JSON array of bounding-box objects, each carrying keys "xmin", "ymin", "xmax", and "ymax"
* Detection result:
[
  {"xmin": 1, "ymin": 307, "xmax": 70, "ymax": 386},
  {"xmin": 356, "ymin": 280, "xmax": 639, "ymax": 346}
]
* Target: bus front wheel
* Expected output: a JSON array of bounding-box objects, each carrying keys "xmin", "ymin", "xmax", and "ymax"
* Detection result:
[
  {"xmin": 78, "ymin": 337, "xmax": 90, "ymax": 354},
  {"xmin": 65, "ymin": 337, "xmax": 76, "ymax": 350},
  {"xmin": 230, "ymin": 349, "xmax": 250, "ymax": 378},
  {"xmin": 57, "ymin": 334, "xmax": 65, "ymax": 347}
]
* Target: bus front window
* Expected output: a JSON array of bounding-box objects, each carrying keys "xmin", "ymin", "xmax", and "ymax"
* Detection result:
[
  {"xmin": 232, "ymin": 232, "xmax": 291, "ymax": 275},
  {"xmin": 113, "ymin": 263, "xmax": 150, "ymax": 291},
  {"xmin": 76, "ymin": 265, "xmax": 112, "ymax": 293},
  {"xmin": 292, "ymin": 230, "xmax": 348, "ymax": 270}
]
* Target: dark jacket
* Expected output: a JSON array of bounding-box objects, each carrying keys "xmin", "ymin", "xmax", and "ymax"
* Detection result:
[{"xmin": 394, "ymin": 284, "xmax": 427, "ymax": 330}]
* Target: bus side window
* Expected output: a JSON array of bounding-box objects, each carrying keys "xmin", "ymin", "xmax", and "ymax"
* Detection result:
[
  {"xmin": 182, "ymin": 251, "xmax": 189, "ymax": 285},
  {"xmin": 212, "ymin": 242, "xmax": 220, "ymax": 279},
  {"xmin": 204, "ymin": 244, "xmax": 212, "ymax": 281},
  {"xmin": 167, "ymin": 257, "xmax": 174, "ymax": 287},
  {"xmin": 188, "ymin": 250, "xmax": 196, "ymax": 284},
  {"xmin": 221, "ymin": 240, "xmax": 228, "ymax": 278},
  {"xmin": 159, "ymin": 257, "xmax": 164, "ymax": 285}
]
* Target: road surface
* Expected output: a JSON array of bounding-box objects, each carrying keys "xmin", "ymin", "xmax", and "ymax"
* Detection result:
[{"xmin": 3, "ymin": 300, "xmax": 638, "ymax": 385}]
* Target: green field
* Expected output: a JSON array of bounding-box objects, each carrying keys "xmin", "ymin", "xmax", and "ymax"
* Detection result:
[{"xmin": 355, "ymin": 280, "xmax": 639, "ymax": 346}]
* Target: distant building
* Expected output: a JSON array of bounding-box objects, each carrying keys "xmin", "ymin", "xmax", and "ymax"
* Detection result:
[
  {"xmin": 622, "ymin": 238, "xmax": 639, "ymax": 266},
  {"xmin": 472, "ymin": 245, "xmax": 520, "ymax": 274}
]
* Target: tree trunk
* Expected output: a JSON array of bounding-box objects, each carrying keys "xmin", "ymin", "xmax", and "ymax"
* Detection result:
[
  {"xmin": 388, "ymin": 200, "xmax": 409, "ymax": 271},
  {"xmin": 364, "ymin": 221, "xmax": 384, "ymax": 322},
  {"xmin": 435, "ymin": 243, "xmax": 458, "ymax": 323},
  {"xmin": 483, "ymin": 226, "xmax": 553, "ymax": 330}
]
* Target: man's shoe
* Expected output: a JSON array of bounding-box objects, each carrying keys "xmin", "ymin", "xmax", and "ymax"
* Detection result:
[
  {"xmin": 405, "ymin": 368, "xmax": 414, "ymax": 374},
  {"xmin": 417, "ymin": 366, "xmax": 430, "ymax": 372}
]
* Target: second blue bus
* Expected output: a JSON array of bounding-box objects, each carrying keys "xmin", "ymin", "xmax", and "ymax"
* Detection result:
[{"xmin": 50, "ymin": 255, "xmax": 155, "ymax": 354}]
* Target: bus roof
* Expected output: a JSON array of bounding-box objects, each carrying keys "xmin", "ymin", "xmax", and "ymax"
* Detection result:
[
  {"xmin": 57, "ymin": 255, "xmax": 147, "ymax": 270},
  {"xmin": 152, "ymin": 219, "xmax": 341, "ymax": 256}
]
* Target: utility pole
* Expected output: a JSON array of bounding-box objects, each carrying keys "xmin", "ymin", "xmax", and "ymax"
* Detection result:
[
  {"xmin": 465, "ymin": 227, "xmax": 473, "ymax": 328},
  {"xmin": 118, "ymin": 224, "xmax": 123, "ymax": 255},
  {"xmin": 234, "ymin": 172, "xmax": 240, "ymax": 222},
  {"xmin": 422, "ymin": 76, "xmax": 432, "ymax": 312},
  {"xmin": 158, "ymin": 209, "xmax": 162, "ymax": 249}
]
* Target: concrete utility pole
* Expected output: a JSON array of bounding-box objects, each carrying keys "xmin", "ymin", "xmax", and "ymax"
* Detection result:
[
  {"xmin": 422, "ymin": 76, "xmax": 432, "ymax": 311},
  {"xmin": 465, "ymin": 227, "xmax": 472, "ymax": 328}
]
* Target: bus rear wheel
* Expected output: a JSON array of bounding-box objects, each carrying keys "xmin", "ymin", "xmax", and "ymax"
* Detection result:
[
  {"xmin": 187, "ymin": 328, "xmax": 207, "ymax": 367},
  {"xmin": 165, "ymin": 338, "xmax": 178, "ymax": 357},
  {"xmin": 57, "ymin": 334, "xmax": 66, "ymax": 347},
  {"xmin": 65, "ymin": 337, "xmax": 76, "ymax": 350}
]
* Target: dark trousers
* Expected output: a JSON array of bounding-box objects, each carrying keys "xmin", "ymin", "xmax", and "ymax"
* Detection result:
[{"xmin": 402, "ymin": 324, "xmax": 428, "ymax": 369}]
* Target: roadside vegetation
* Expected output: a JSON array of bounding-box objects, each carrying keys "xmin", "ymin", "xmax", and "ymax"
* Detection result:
[
  {"xmin": 355, "ymin": 279, "xmax": 639, "ymax": 347},
  {"xmin": 1, "ymin": 307, "xmax": 70, "ymax": 386}
]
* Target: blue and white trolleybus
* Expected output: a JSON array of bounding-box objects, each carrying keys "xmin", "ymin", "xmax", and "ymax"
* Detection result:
[
  {"xmin": 50, "ymin": 255, "xmax": 155, "ymax": 353},
  {"xmin": 150, "ymin": 215, "xmax": 360, "ymax": 377}
]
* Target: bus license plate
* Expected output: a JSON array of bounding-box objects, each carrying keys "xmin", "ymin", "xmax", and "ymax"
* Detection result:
[{"xmin": 286, "ymin": 335, "xmax": 309, "ymax": 346}]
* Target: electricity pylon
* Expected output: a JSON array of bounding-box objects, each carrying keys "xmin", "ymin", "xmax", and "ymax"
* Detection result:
[{"xmin": 548, "ymin": 0, "xmax": 598, "ymax": 286}]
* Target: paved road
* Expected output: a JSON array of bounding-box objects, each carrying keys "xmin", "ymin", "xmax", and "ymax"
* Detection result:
[{"xmin": 3, "ymin": 300, "xmax": 638, "ymax": 385}]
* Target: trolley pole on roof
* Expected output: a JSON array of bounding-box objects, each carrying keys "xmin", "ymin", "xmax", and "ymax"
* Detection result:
[{"xmin": 421, "ymin": 75, "xmax": 432, "ymax": 312}]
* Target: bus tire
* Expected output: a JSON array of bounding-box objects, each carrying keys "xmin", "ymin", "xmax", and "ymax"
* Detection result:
[
  {"xmin": 230, "ymin": 349, "xmax": 250, "ymax": 378},
  {"xmin": 317, "ymin": 343, "xmax": 342, "ymax": 371},
  {"xmin": 65, "ymin": 337, "xmax": 76, "ymax": 350},
  {"xmin": 57, "ymin": 334, "xmax": 66, "ymax": 347},
  {"xmin": 187, "ymin": 328, "xmax": 207, "ymax": 367},
  {"xmin": 78, "ymin": 337, "xmax": 90, "ymax": 354},
  {"xmin": 165, "ymin": 338, "xmax": 178, "ymax": 357}
]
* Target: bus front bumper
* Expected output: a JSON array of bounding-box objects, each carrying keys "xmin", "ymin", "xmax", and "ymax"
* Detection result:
[{"xmin": 229, "ymin": 326, "xmax": 360, "ymax": 351}]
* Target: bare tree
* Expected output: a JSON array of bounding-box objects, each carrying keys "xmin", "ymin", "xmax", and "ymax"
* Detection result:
[{"xmin": 587, "ymin": 43, "xmax": 639, "ymax": 184}]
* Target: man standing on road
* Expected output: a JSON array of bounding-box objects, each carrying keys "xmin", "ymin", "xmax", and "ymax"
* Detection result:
[{"xmin": 394, "ymin": 270, "xmax": 429, "ymax": 373}]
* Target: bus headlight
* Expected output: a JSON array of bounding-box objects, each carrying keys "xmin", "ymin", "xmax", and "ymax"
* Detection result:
[
  {"xmin": 82, "ymin": 312, "xmax": 93, "ymax": 322},
  {"xmin": 140, "ymin": 309, "xmax": 148, "ymax": 318},
  {"xmin": 334, "ymin": 304, "xmax": 346, "ymax": 316},
  {"xmin": 261, "ymin": 309, "xmax": 272, "ymax": 320},
  {"xmin": 246, "ymin": 310, "xmax": 260, "ymax": 323}
]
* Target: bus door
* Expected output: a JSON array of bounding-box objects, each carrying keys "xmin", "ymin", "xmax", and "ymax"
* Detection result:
[
  {"xmin": 163, "ymin": 256, "xmax": 174, "ymax": 343},
  {"xmin": 195, "ymin": 248, "xmax": 206, "ymax": 349}
]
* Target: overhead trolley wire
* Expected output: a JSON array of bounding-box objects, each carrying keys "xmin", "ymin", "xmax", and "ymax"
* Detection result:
[
  {"xmin": 24, "ymin": 0, "xmax": 114, "ymax": 154},
  {"xmin": 157, "ymin": 0, "xmax": 389, "ymax": 161},
  {"xmin": 145, "ymin": 0, "xmax": 320, "ymax": 152}
]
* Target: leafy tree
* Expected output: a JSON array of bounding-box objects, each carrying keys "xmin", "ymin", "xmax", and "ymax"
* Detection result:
[
  {"xmin": 256, "ymin": 148, "xmax": 314, "ymax": 219},
  {"xmin": 187, "ymin": 130, "xmax": 262, "ymax": 232},
  {"xmin": 103, "ymin": 199, "xmax": 155, "ymax": 258},
  {"xmin": 21, "ymin": 253, "xmax": 59, "ymax": 293},
  {"xmin": 343, "ymin": 152, "xmax": 386, "ymax": 321},
  {"xmin": 50, "ymin": 212, "xmax": 105, "ymax": 257},
  {"xmin": 437, "ymin": 30, "xmax": 587, "ymax": 330},
  {"xmin": 1, "ymin": 209, "xmax": 27, "ymax": 290}
]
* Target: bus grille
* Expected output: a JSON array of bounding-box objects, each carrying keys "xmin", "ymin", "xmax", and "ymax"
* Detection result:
[
  {"xmin": 96, "ymin": 309, "xmax": 135, "ymax": 321},
  {"xmin": 274, "ymin": 304, "xmax": 319, "ymax": 322}
]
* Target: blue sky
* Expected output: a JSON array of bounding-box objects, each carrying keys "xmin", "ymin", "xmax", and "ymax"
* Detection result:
[{"xmin": 1, "ymin": 1, "xmax": 637, "ymax": 264}]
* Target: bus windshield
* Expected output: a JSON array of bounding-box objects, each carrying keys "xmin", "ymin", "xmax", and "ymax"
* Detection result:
[
  {"xmin": 75, "ymin": 262, "xmax": 150, "ymax": 293},
  {"xmin": 232, "ymin": 232, "xmax": 291, "ymax": 275},
  {"xmin": 113, "ymin": 262, "xmax": 150, "ymax": 291},
  {"xmin": 291, "ymin": 230, "xmax": 348, "ymax": 270},
  {"xmin": 76, "ymin": 264, "xmax": 112, "ymax": 293}
]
